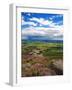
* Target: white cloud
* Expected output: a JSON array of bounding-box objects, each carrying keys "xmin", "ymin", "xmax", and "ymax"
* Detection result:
[
  {"xmin": 27, "ymin": 13, "xmax": 31, "ymax": 16},
  {"xmin": 49, "ymin": 14, "xmax": 62, "ymax": 20},
  {"xmin": 30, "ymin": 17, "xmax": 63, "ymax": 29},
  {"xmin": 22, "ymin": 15, "xmax": 63, "ymax": 29},
  {"xmin": 22, "ymin": 16, "xmax": 24, "ymax": 20},
  {"xmin": 22, "ymin": 26, "xmax": 63, "ymax": 40},
  {"xmin": 22, "ymin": 20, "xmax": 37, "ymax": 26},
  {"xmin": 22, "ymin": 16, "xmax": 37, "ymax": 26},
  {"xmin": 22, "ymin": 27, "xmax": 46, "ymax": 36},
  {"xmin": 21, "ymin": 14, "xmax": 63, "ymax": 40},
  {"xmin": 49, "ymin": 23, "xmax": 63, "ymax": 30},
  {"xmin": 30, "ymin": 17, "xmax": 52, "ymax": 26}
]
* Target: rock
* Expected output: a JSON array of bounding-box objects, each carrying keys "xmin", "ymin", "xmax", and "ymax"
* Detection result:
[
  {"xmin": 49, "ymin": 59, "xmax": 63, "ymax": 75},
  {"xmin": 52, "ymin": 59, "xmax": 63, "ymax": 70},
  {"xmin": 22, "ymin": 63, "xmax": 31, "ymax": 68}
]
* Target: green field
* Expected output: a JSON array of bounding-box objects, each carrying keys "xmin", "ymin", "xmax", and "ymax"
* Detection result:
[{"xmin": 21, "ymin": 41, "xmax": 63, "ymax": 77}]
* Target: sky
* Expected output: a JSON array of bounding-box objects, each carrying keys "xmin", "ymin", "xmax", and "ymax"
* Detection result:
[{"xmin": 21, "ymin": 12, "xmax": 63, "ymax": 41}]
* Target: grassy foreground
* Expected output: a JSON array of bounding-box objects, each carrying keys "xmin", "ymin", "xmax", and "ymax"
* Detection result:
[{"xmin": 21, "ymin": 41, "xmax": 63, "ymax": 77}]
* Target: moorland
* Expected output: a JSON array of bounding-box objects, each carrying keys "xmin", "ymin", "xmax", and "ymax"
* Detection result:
[{"xmin": 21, "ymin": 40, "xmax": 63, "ymax": 77}]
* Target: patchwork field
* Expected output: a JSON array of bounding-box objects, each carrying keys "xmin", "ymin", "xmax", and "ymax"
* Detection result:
[{"xmin": 21, "ymin": 41, "xmax": 63, "ymax": 77}]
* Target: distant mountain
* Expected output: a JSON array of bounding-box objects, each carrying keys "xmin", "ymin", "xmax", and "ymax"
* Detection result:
[
  {"xmin": 22, "ymin": 35, "xmax": 63, "ymax": 43},
  {"xmin": 22, "ymin": 39, "xmax": 63, "ymax": 43}
]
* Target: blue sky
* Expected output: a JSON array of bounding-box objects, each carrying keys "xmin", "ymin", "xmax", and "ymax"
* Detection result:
[{"xmin": 21, "ymin": 12, "xmax": 63, "ymax": 41}]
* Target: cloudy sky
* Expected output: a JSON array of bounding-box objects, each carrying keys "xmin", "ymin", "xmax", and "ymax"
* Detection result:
[{"xmin": 21, "ymin": 12, "xmax": 63, "ymax": 41}]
